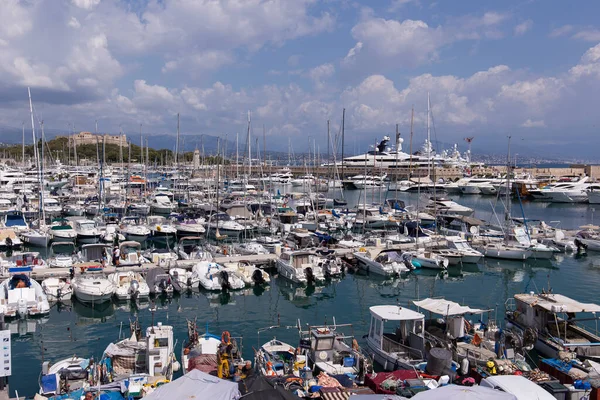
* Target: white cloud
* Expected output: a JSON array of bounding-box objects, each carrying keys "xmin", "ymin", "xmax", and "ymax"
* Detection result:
[
  {"xmin": 514, "ymin": 20, "xmax": 533, "ymax": 36},
  {"xmin": 71, "ymin": 0, "xmax": 101, "ymax": 10},
  {"xmin": 68, "ymin": 17, "xmax": 81, "ymax": 29},
  {"xmin": 549, "ymin": 24, "xmax": 573, "ymax": 37},
  {"xmin": 388, "ymin": 0, "xmax": 419, "ymax": 11},
  {"xmin": 521, "ymin": 119, "xmax": 545, "ymax": 128},
  {"xmin": 308, "ymin": 63, "xmax": 335, "ymax": 90},
  {"xmin": 343, "ymin": 11, "xmax": 510, "ymax": 71},
  {"xmin": 0, "ymin": 0, "xmax": 33, "ymax": 38},
  {"xmin": 573, "ymin": 29, "xmax": 600, "ymax": 42}
]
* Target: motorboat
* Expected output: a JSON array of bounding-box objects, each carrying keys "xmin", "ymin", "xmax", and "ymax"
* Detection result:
[
  {"xmin": 255, "ymin": 236, "xmax": 283, "ymax": 253},
  {"xmin": 530, "ymin": 176, "xmax": 590, "ymax": 203},
  {"xmin": 39, "ymin": 356, "xmax": 88, "ymax": 397},
  {"xmin": 116, "ymin": 241, "xmax": 149, "ymax": 267},
  {"xmin": 221, "ymin": 261, "xmax": 270, "ymax": 286},
  {"xmin": 128, "ymin": 202, "xmax": 150, "ymax": 215},
  {"xmin": 47, "ymin": 241, "xmax": 79, "ymax": 268},
  {"xmin": 0, "ymin": 228, "xmax": 23, "ymax": 249},
  {"xmin": 169, "ymin": 267, "xmax": 201, "ymax": 291},
  {"xmin": 175, "ymin": 218, "xmax": 206, "ymax": 236},
  {"xmin": 2, "ymin": 211, "xmax": 28, "ymax": 233},
  {"xmin": 41, "ymin": 278, "xmax": 72, "ymax": 303},
  {"xmin": 72, "ymin": 219, "xmax": 101, "ymax": 243},
  {"xmin": 147, "ymin": 268, "xmax": 178, "ymax": 296},
  {"xmin": 574, "ymin": 225, "xmax": 600, "ymax": 252},
  {"xmin": 71, "ymin": 271, "xmax": 116, "ymax": 303},
  {"xmin": 49, "ymin": 218, "xmax": 77, "ymax": 241},
  {"xmin": 506, "ymin": 292, "xmax": 600, "ymax": 360},
  {"xmin": 176, "ymin": 236, "xmax": 211, "ymax": 260},
  {"xmin": 233, "ymin": 241, "xmax": 271, "ymax": 255},
  {"xmin": 101, "ymin": 222, "xmax": 125, "ymax": 243},
  {"xmin": 207, "ymin": 213, "xmax": 246, "ymax": 238},
  {"xmin": 150, "ymin": 193, "xmax": 176, "ymax": 214},
  {"xmin": 441, "ymin": 236, "xmax": 483, "ymax": 264},
  {"xmin": 405, "ymin": 250, "xmax": 449, "ymax": 270},
  {"xmin": 276, "ymin": 250, "xmax": 326, "ymax": 284},
  {"xmin": 353, "ymin": 248, "xmax": 414, "ymax": 276},
  {"xmin": 365, "ymin": 305, "xmax": 426, "ymax": 370},
  {"xmin": 107, "ymin": 271, "xmax": 150, "ymax": 301},
  {"xmin": 192, "ymin": 261, "xmax": 246, "ymax": 291},
  {"xmin": 147, "ymin": 215, "xmax": 177, "ymax": 239},
  {"xmin": 314, "ymin": 248, "xmax": 344, "ymax": 277},
  {"xmin": 120, "ymin": 216, "xmax": 151, "ymax": 242},
  {"xmin": 0, "ymin": 267, "xmax": 50, "ymax": 318}
]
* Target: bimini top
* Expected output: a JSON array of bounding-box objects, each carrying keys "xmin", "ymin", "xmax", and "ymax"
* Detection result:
[
  {"xmin": 369, "ymin": 305, "xmax": 424, "ymax": 321},
  {"xmin": 413, "ymin": 298, "xmax": 488, "ymax": 316},
  {"xmin": 515, "ymin": 293, "xmax": 600, "ymax": 313}
]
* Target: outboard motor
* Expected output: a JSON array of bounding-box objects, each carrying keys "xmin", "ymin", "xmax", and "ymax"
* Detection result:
[
  {"xmin": 57, "ymin": 287, "xmax": 63, "ymax": 301},
  {"xmin": 220, "ymin": 270, "xmax": 231, "ymax": 291},
  {"xmin": 158, "ymin": 278, "xmax": 168, "ymax": 293},
  {"xmin": 186, "ymin": 277, "xmax": 192, "ymax": 288},
  {"xmin": 305, "ymin": 267, "xmax": 315, "ymax": 284},
  {"xmin": 402, "ymin": 253, "xmax": 415, "ymax": 270},
  {"xmin": 17, "ymin": 298, "xmax": 27, "ymax": 318},
  {"xmin": 251, "ymin": 269, "xmax": 265, "ymax": 285},
  {"xmin": 574, "ymin": 238, "xmax": 587, "ymax": 253},
  {"xmin": 5, "ymin": 237, "xmax": 13, "ymax": 249},
  {"xmin": 129, "ymin": 280, "xmax": 140, "ymax": 299}
]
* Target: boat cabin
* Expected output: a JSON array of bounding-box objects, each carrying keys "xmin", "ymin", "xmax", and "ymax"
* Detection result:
[
  {"xmin": 508, "ymin": 292, "xmax": 600, "ymax": 348},
  {"xmin": 367, "ymin": 306, "xmax": 425, "ymax": 361},
  {"xmin": 146, "ymin": 323, "xmax": 176, "ymax": 380}
]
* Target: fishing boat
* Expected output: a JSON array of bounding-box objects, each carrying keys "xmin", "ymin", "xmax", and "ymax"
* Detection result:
[
  {"xmin": 0, "ymin": 267, "xmax": 50, "ymax": 318},
  {"xmin": 41, "ymin": 278, "xmax": 72, "ymax": 303},
  {"xmin": 107, "ymin": 271, "xmax": 150, "ymax": 300},
  {"xmin": 506, "ymin": 292, "xmax": 600, "ymax": 360},
  {"xmin": 297, "ymin": 319, "xmax": 371, "ymax": 385},
  {"xmin": 254, "ymin": 338, "xmax": 298, "ymax": 377},
  {"xmin": 276, "ymin": 250, "xmax": 326, "ymax": 285},
  {"xmin": 182, "ymin": 320, "xmax": 244, "ymax": 378},
  {"xmin": 353, "ymin": 247, "xmax": 414, "ymax": 276},
  {"xmin": 71, "ymin": 270, "xmax": 116, "ymax": 303},
  {"xmin": 365, "ymin": 305, "xmax": 426, "ymax": 370}
]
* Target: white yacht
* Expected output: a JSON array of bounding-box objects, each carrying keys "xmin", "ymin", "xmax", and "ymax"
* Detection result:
[
  {"xmin": 424, "ymin": 197, "xmax": 474, "ymax": 216},
  {"xmin": 49, "ymin": 218, "xmax": 77, "ymax": 241},
  {"xmin": 531, "ymin": 176, "xmax": 590, "ymax": 203},
  {"xmin": 150, "ymin": 193, "xmax": 176, "ymax": 214},
  {"xmin": 120, "ymin": 217, "xmax": 151, "ymax": 242},
  {"xmin": 47, "ymin": 242, "xmax": 79, "ymax": 268},
  {"xmin": 276, "ymin": 250, "xmax": 326, "ymax": 284},
  {"xmin": 72, "ymin": 219, "xmax": 101, "ymax": 243},
  {"xmin": 71, "ymin": 272, "xmax": 116, "ymax": 303},
  {"xmin": 207, "ymin": 213, "xmax": 246, "ymax": 237},
  {"xmin": 221, "ymin": 261, "xmax": 270, "ymax": 286}
]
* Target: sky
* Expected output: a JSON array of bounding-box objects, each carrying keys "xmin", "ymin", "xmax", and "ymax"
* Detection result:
[{"xmin": 2, "ymin": 0, "xmax": 600, "ymax": 157}]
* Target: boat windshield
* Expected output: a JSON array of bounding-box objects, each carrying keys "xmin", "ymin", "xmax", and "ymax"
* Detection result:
[{"xmin": 312, "ymin": 337, "xmax": 334, "ymax": 351}]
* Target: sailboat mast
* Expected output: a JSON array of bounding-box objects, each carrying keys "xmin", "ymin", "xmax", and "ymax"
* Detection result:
[
  {"xmin": 341, "ymin": 108, "xmax": 345, "ymax": 180},
  {"xmin": 140, "ymin": 124, "xmax": 143, "ymax": 166},
  {"xmin": 175, "ymin": 113, "xmax": 180, "ymax": 167},
  {"xmin": 40, "ymin": 120, "xmax": 46, "ymax": 223},
  {"xmin": 22, "ymin": 122, "xmax": 25, "ymax": 166},
  {"xmin": 247, "ymin": 111, "xmax": 251, "ymax": 180},
  {"xmin": 409, "ymin": 106, "xmax": 414, "ymax": 176},
  {"xmin": 505, "ymin": 136, "xmax": 512, "ymax": 242},
  {"xmin": 427, "ymin": 92, "xmax": 431, "ymax": 178}
]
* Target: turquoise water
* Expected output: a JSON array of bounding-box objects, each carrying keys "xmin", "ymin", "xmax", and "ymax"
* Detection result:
[{"xmin": 9, "ymin": 189, "xmax": 600, "ymax": 397}]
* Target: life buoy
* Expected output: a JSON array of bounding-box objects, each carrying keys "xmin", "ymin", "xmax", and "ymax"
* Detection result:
[{"xmin": 221, "ymin": 331, "xmax": 231, "ymax": 344}]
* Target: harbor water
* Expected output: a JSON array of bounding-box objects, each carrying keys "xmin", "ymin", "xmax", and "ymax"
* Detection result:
[{"xmin": 9, "ymin": 189, "xmax": 600, "ymax": 397}]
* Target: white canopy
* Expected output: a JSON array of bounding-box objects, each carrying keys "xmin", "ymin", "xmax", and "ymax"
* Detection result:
[
  {"xmin": 515, "ymin": 293, "xmax": 600, "ymax": 313},
  {"xmin": 370, "ymin": 305, "xmax": 424, "ymax": 321},
  {"xmin": 412, "ymin": 384, "xmax": 517, "ymax": 400},
  {"xmin": 413, "ymin": 298, "xmax": 488, "ymax": 316},
  {"xmin": 143, "ymin": 369, "xmax": 240, "ymax": 400}
]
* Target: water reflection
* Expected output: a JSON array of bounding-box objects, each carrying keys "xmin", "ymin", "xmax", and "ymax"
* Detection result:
[{"xmin": 72, "ymin": 298, "xmax": 115, "ymax": 323}]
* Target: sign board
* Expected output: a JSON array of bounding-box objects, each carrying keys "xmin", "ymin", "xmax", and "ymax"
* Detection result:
[{"xmin": 0, "ymin": 330, "xmax": 11, "ymax": 377}]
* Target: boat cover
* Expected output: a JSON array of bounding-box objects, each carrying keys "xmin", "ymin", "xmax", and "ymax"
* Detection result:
[
  {"xmin": 412, "ymin": 384, "xmax": 517, "ymax": 399},
  {"xmin": 143, "ymin": 369, "xmax": 240, "ymax": 400},
  {"xmin": 413, "ymin": 298, "xmax": 487, "ymax": 316},
  {"xmin": 238, "ymin": 376, "xmax": 298, "ymax": 399},
  {"xmin": 515, "ymin": 293, "xmax": 600, "ymax": 313}
]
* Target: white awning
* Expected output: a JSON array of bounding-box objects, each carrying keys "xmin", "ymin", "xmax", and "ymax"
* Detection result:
[
  {"xmin": 413, "ymin": 298, "xmax": 488, "ymax": 316},
  {"xmin": 515, "ymin": 293, "xmax": 600, "ymax": 313},
  {"xmin": 370, "ymin": 305, "xmax": 424, "ymax": 321}
]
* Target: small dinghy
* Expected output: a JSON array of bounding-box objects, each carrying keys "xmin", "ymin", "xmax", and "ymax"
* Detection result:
[{"xmin": 41, "ymin": 277, "xmax": 73, "ymax": 303}]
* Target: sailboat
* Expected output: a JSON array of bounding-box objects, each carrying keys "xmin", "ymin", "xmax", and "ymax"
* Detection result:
[{"xmin": 474, "ymin": 137, "xmax": 532, "ymax": 260}]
